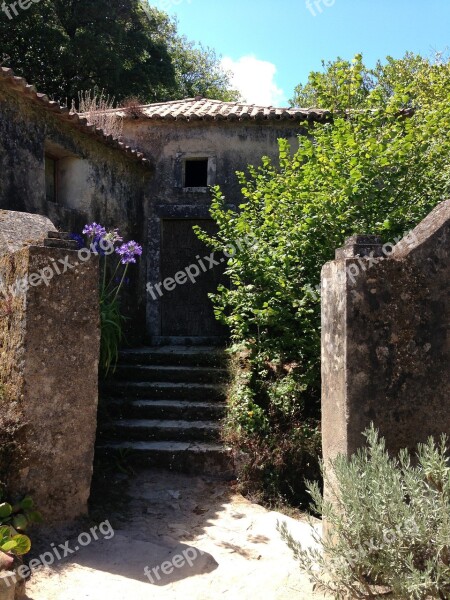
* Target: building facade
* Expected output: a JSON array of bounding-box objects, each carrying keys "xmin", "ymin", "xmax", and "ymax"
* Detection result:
[
  {"xmin": 112, "ymin": 98, "xmax": 329, "ymax": 344},
  {"xmin": 0, "ymin": 69, "xmax": 329, "ymax": 344}
]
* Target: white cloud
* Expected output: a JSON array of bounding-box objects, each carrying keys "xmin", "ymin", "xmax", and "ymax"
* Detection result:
[{"xmin": 221, "ymin": 55, "xmax": 286, "ymax": 107}]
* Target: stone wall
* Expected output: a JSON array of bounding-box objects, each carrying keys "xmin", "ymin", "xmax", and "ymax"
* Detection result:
[
  {"xmin": 0, "ymin": 215, "xmax": 100, "ymax": 521},
  {"xmin": 321, "ymin": 200, "xmax": 450, "ymax": 466},
  {"xmin": 0, "ymin": 76, "xmax": 151, "ymax": 342},
  {"xmin": 119, "ymin": 119, "xmax": 303, "ymax": 208}
]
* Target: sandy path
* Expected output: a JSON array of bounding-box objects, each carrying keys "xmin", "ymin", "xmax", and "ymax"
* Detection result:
[{"xmin": 25, "ymin": 469, "xmax": 326, "ymax": 600}]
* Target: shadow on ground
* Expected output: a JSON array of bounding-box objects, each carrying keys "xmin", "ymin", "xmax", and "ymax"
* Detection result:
[{"xmin": 25, "ymin": 465, "xmax": 234, "ymax": 590}]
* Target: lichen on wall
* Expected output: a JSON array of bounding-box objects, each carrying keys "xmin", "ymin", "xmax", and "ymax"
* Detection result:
[{"xmin": 0, "ymin": 80, "xmax": 152, "ymax": 342}]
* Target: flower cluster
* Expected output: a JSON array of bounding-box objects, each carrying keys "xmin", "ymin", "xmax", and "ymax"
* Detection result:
[
  {"xmin": 82, "ymin": 223, "xmax": 107, "ymax": 238},
  {"xmin": 104, "ymin": 229, "xmax": 123, "ymax": 244},
  {"xmin": 79, "ymin": 223, "xmax": 142, "ymax": 263},
  {"xmin": 79, "ymin": 223, "xmax": 143, "ymax": 374},
  {"xmin": 70, "ymin": 233, "xmax": 85, "ymax": 250},
  {"xmin": 115, "ymin": 241, "xmax": 143, "ymax": 265}
]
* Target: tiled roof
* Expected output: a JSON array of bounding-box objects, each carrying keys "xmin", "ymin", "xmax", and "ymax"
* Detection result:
[
  {"xmin": 107, "ymin": 97, "xmax": 331, "ymax": 123},
  {"xmin": 0, "ymin": 67, "xmax": 151, "ymax": 168}
]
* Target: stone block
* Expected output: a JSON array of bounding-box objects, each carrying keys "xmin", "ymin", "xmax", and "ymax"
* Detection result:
[
  {"xmin": 0, "ymin": 236, "xmax": 100, "ymax": 521},
  {"xmin": 0, "ymin": 210, "xmax": 56, "ymax": 257},
  {"xmin": 322, "ymin": 200, "xmax": 450, "ymax": 466}
]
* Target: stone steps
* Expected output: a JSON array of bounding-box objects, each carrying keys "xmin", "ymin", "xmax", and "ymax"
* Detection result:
[
  {"xmin": 113, "ymin": 364, "xmax": 229, "ymax": 384},
  {"xmin": 119, "ymin": 346, "xmax": 227, "ymax": 367},
  {"xmin": 107, "ymin": 399, "xmax": 226, "ymax": 421},
  {"xmin": 97, "ymin": 346, "xmax": 233, "ymax": 477},
  {"xmin": 96, "ymin": 440, "xmax": 233, "ymax": 477},
  {"xmin": 100, "ymin": 419, "xmax": 221, "ymax": 442},
  {"xmin": 101, "ymin": 380, "xmax": 227, "ymax": 401}
]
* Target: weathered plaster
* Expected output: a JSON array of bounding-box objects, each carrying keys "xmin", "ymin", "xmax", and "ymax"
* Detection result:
[
  {"xmin": 120, "ymin": 119, "xmax": 304, "ymax": 340},
  {"xmin": 322, "ymin": 201, "xmax": 450, "ymax": 467},
  {"xmin": 0, "ymin": 80, "xmax": 152, "ymax": 341}
]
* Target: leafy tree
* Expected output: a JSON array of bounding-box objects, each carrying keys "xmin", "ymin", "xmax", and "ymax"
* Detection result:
[
  {"xmin": 0, "ymin": 0, "xmax": 237, "ymax": 104},
  {"xmin": 290, "ymin": 51, "xmax": 447, "ymax": 111},
  {"xmin": 290, "ymin": 53, "xmax": 372, "ymax": 111},
  {"xmin": 197, "ymin": 54, "xmax": 450, "ymax": 506}
]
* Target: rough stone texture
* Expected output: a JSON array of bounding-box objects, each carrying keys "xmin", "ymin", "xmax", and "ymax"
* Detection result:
[
  {"xmin": 0, "ymin": 210, "xmax": 56, "ymax": 257},
  {"xmin": 321, "ymin": 200, "xmax": 450, "ymax": 467},
  {"xmin": 0, "ymin": 79, "xmax": 150, "ymax": 343},
  {"xmin": 0, "ymin": 239, "xmax": 100, "ymax": 522}
]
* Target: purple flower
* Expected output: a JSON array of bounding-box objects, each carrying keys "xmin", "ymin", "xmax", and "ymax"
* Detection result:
[
  {"xmin": 70, "ymin": 233, "xmax": 85, "ymax": 249},
  {"xmin": 91, "ymin": 235, "xmax": 107, "ymax": 257},
  {"xmin": 83, "ymin": 223, "xmax": 107, "ymax": 238},
  {"xmin": 115, "ymin": 241, "xmax": 143, "ymax": 265}
]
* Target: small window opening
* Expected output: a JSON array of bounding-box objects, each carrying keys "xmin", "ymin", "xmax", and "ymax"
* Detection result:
[
  {"xmin": 45, "ymin": 155, "xmax": 58, "ymax": 203},
  {"xmin": 184, "ymin": 158, "xmax": 208, "ymax": 188}
]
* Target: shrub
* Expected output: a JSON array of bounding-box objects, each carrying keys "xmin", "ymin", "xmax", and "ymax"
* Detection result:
[
  {"xmin": 196, "ymin": 54, "xmax": 450, "ymax": 507},
  {"xmin": 222, "ymin": 352, "xmax": 321, "ymax": 507},
  {"xmin": 0, "ymin": 492, "xmax": 40, "ymax": 573},
  {"xmin": 279, "ymin": 426, "xmax": 450, "ymax": 599}
]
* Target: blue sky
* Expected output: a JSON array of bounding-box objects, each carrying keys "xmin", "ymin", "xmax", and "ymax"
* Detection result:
[{"xmin": 157, "ymin": 0, "xmax": 450, "ymax": 106}]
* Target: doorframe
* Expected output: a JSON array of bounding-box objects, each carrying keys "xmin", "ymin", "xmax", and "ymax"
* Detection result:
[{"xmin": 147, "ymin": 204, "xmax": 234, "ymax": 345}]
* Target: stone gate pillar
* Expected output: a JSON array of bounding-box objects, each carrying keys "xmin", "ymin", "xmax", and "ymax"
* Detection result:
[
  {"xmin": 0, "ymin": 210, "xmax": 100, "ymax": 522},
  {"xmin": 321, "ymin": 200, "xmax": 450, "ymax": 467}
]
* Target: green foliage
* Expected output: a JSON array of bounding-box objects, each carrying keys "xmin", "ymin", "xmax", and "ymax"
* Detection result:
[
  {"xmin": 290, "ymin": 51, "xmax": 448, "ymax": 111},
  {"xmin": 279, "ymin": 426, "xmax": 450, "ymax": 599},
  {"xmin": 0, "ymin": 493, "xmax": 42, "ymax": 532},
  {"xmin": 197, "ymin": 53, "xmax": 450, "ymax": 507},
  {"xmin": 0, "ymin": 1, "xmax": 238, "ymax": 104},
  {"xmin": 0, "ymin": 493, "xmax": 40, "ymax": 569},
  {"xmin": 0, "ymin": 526, "xmax": 31, "ymax": 558},
  {"xmin": 291, "ymin": 53, "xmax": 371, "ymax": 111},
  {"xmin": 221, "ymin": 354, "xmax": 321, "ymax": 507},
  {"xmin": 99, "ymin": 295, "xmax": 125, "ymax": 377}
]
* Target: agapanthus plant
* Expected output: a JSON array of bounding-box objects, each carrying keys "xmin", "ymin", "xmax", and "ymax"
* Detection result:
[{"xmin": 80, "ymin": 223, "xmax": 142, "ymax": 374}]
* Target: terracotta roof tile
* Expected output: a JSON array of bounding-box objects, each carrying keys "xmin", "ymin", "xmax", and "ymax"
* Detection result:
[
  {"xmin": 0, "ymin": 67, "xmax": 151, "ymax": 168},
  {"xmin": 105, "ymin": 97, "xmax": 331, "ymax": 123}
]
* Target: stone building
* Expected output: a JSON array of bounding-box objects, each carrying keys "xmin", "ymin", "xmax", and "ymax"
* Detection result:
[
  {"xmin": 106, "ymin": 98, "xmax": 329, "ymax": 343},
  {"xmin": 0, "ymin": 66, "xmax": 329, "ymax": 344}
]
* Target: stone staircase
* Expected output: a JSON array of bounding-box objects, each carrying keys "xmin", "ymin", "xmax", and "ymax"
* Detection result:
[{"xmin": 96, "ymin": 346, "xmax": 234, "ymax": 477}]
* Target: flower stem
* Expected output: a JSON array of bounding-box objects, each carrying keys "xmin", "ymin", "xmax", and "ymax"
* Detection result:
[{"xmin": 113, "ymin": 265, "xmax": 129, "ymax": 302}]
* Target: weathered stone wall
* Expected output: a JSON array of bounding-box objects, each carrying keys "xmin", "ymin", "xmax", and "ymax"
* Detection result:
[
  {"xmin": 0, "ymin": 79, "xmax": 151, "ymax": 342},
  {"xmin": 119, "ymin": 119, "xmax": 304, "ymax": 340},
  {"xmin": 0, "ymin": 231, "xmax": 100, "ymax": 521},
  {"xmin": 321, "ymin": 201, "xmax": 450, "ymax": 467},
  {"xmin": 120, "ymin": 119, "xmax": 303, "ymax": 208}
]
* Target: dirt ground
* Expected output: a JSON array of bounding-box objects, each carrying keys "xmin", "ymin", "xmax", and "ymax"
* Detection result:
[{"xmin": 24, "ymin": 468, "xmax": 327, "ymax": 600}]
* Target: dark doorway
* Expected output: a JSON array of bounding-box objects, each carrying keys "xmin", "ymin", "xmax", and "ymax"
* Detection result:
[{"xmin": 160, "ymin": 219, "xmax": 228, "ymax": 338}]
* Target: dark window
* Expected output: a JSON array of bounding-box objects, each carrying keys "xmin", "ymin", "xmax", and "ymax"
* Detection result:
[
  {"xmin": 45, "ymin": 155, "xmax": 58, "ymax": 203},
  {"xmin": 184, "ymin": 159, "xmax": 208, "ymax": 188}
]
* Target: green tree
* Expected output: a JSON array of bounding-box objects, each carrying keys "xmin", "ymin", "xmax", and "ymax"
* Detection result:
[
  {"xmin": 0, "ymin": 0, "xmax": 237, "ymax": 104},
  {"xmin": 290, "ymin": 52, "xmax": 447, "ymax": 111},
  {"xmin": 197, "ymin": 54, "xmax": 450, "ymax": 507},
  {"xmin": 290, "ymin": 53, "xmax": 372, "ymax": 111}
]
